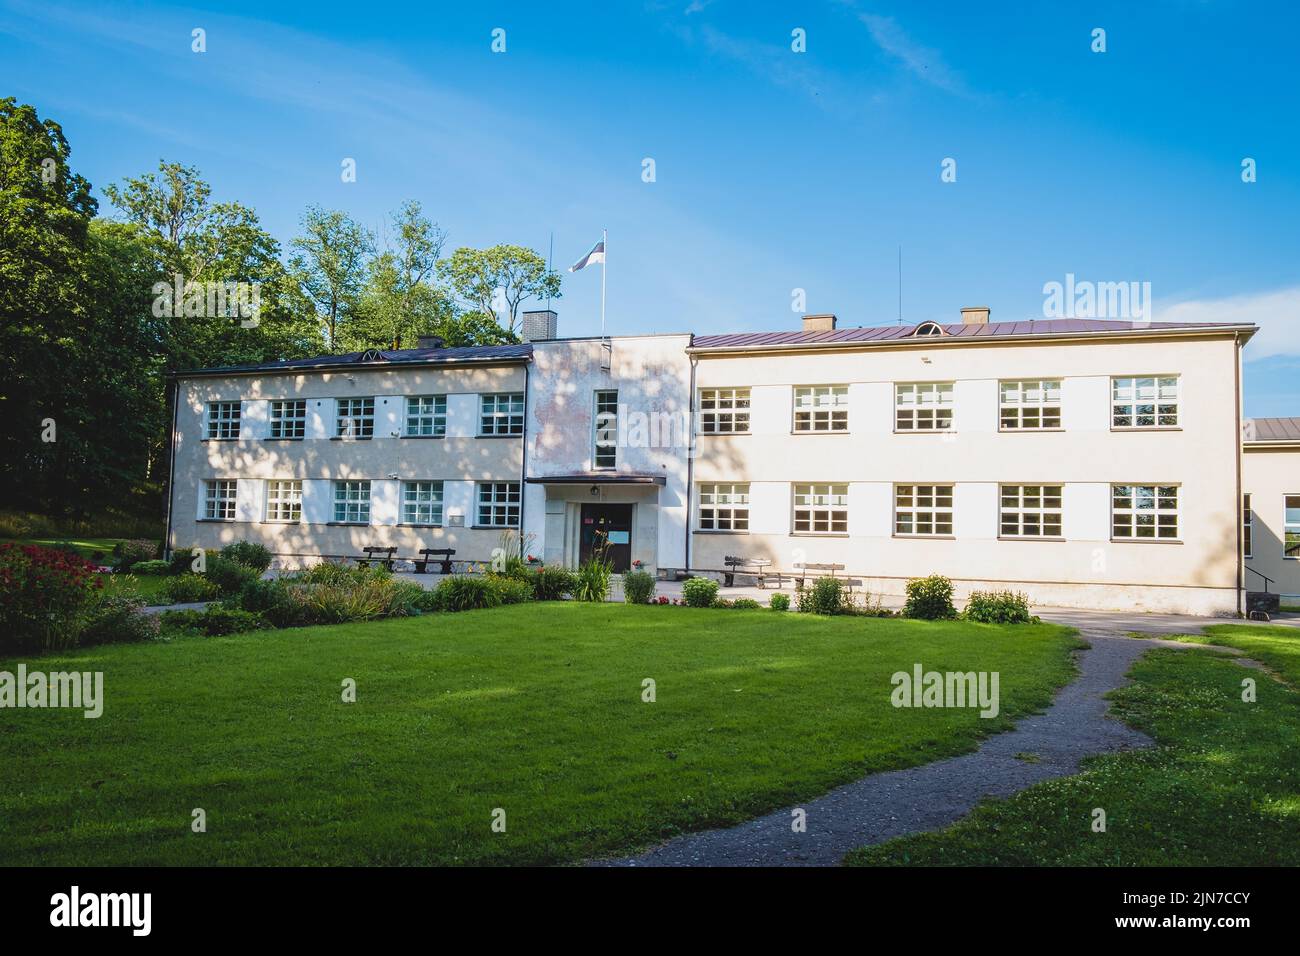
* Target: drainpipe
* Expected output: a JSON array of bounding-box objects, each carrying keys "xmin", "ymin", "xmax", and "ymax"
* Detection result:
[
  {"xmin": 1234, "ymin": 332, "xmax": 1244, "ymax": 617},
  {"xmin": 684, "ymin": 352, "xmax": 697, "ymax": 573},
  {"xmin": 162, "ymin": 376, "xmax": 180, "ymax": 560},
  {"xmin": 519, "ymin": 359, "xmax": 530, "ymax": 559}
]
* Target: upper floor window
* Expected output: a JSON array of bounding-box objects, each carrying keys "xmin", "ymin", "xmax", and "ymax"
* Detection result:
[
  {"xmin": 333, "ymin": 480, "xmax": 371, "ymax": 524},
  {"xmin": 265, "ymin": 479, "xmax": 302, "ymax": 522},
  {"xmin": 1243, "ymin": 494, "xmax": 1253, "ymax": 558},
  {"xmin": 203, "ymin": 479, "xmax": 237, "ymax": 520},
  {"xmin": 207, "ymin": 402, "xmax": 241, "ymax": 439},
  {"xmin": 895, "ymin": 484, "xmax": 953, "ymax": 536},
  {"xmin": 480, "ymin": 393, "xmax": 524, "ymax": 436},
  {"xmin": 1000, "ymin": 380, "xmax": 1061, "ymax": 430},
  {"xmin": 406, "ymin": 396, "xmax": 447, "ymax": 437},
  {"xmin": 1286, "ymin": 495, "xmax": 1300, "ymax": 559},
  {"xmin": 1112, "ymin": 484, "xmax": 1178, "ymax": 540},
  {"xmin": 269, "ymin": 399, "xmax": 306, "ymax": 439},
  {"xmin": 698, "ymin": 388, "xmax": 750, "ymax": 434},
  {"xmin": 477, "ymin": 482, "xmax": 521, "ymax": 527},
  {"xmin": 895, "ymin": 382, "xmax": 954, "ymax": 431},
  {"xmin": 1000, "ymin": 484, "xmax": 1062, "ymax": 537},
  {"xmin": 793, "ymin": 483, "xmax": 848, "ymax": 534},
  {"xmin": 336, "ymin": 397, "xmax": 375, "ymax": 438},
  {"xmin": 402, "ymin": 481, "xmax": 444, "ymax": 526},
  {"xmin": 793, "ymin": 385, "xmax": 849, "ymax": 432},
  {"xmin": 699, "ymin": 483, "xmax": 749, "ymax": 532},
  {"xmin": 1112, "ymin": 376, "xmax": 1178, "ymax": 429},
  {"xmin": 594, "ymin": 389, "xmax": 618, "ymax": 468}
]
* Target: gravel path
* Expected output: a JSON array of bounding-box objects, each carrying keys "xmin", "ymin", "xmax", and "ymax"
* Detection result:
[{"xmin": 599, "ymin": 632, "xmax": 1157, "ymax": 867}]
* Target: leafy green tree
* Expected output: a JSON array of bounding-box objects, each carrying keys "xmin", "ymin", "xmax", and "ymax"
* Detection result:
[
  {"xmin": 439, "ymin": 243, "xmax": 561, "ymax": 336},
  {"xmin": 289, "ymin": 205, "xmax": 373, "ymax": 351}
]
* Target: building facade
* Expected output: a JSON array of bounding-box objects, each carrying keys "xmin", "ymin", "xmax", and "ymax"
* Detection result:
[
  {"xmin": 1243, "ymin": 417, "xmax": 1300, "ymax": 602},
  {"xmin": 165, "ymin": 308, "xmax": 1264, "ymax": 615}
]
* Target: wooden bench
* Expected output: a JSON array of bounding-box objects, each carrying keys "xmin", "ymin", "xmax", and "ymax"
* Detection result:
[
  {"xmin": 722, "ymin": 555, "xmax": 787, "ymax": 589},
  {"xmin": 355, "ymin": 546, "xmax": 397, "ymax": 570},
  {"xmin": 413, "ymin": 548, "xmax": 455, "ymax": 574},
  {"xmin": 794, "ymin": 562, "xmax": 862, "ymax": 591}
]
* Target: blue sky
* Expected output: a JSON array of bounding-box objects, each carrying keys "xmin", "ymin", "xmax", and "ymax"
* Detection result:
[{"xmin": 3, "ymin": 0, "xmax": 1297, "ymax": 413}]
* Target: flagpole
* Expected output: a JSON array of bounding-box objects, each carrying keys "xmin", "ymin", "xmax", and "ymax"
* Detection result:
[{"xmin": 600, "ymin": 227, "xmax": 607, "ymax": 339}]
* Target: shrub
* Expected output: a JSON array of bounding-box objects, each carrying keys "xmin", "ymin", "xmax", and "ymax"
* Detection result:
[
  {"xmin": 113, "ymin": 538, "xmax": 159, "ymax": 572},
  {"xmin": 731, "ymin": 597, "xmax": 762, "ymax": 610},
  {"xmin": 712, "ymin": 598, "xmax": 734, "ymax": 608},
  {"xmin": 431, "ymin": 575, "xmax": 501, "ymax": 612},
  {"xmin": 769, "ymin": 593, "xmax": 790, "ymax": 611},
  {"xmin": 220, "ymin": 541, "xmax": 273, "ymax": 573},
  {"xmin": 797, "ymin": 577, "xmax": 849, "ymax": 615},
  {"xmin": 162, "ymin": 573, "xmax": 221, "ymax": 604},
  {"xmin": 573, "ymin": 553, "xmax": 613, "ymax": 602},
  {"xmin": 78, "ymin": 592, "xmax": 160, "ymax": 646},
  {"xmin": 489, "ymin": 577, "xmax": 534, "ymax": 605},
  {"xmin": 903, "ymin": 574, "xmax": 957, "ymax": 620},
  {"xmin": 0, "ymin": 543, "xmax": 102, "ymax": 654},
  {"xmin": 682, "ymin": 576, "xmax": 719, "ymax": 608},
  {"xmin": 234, "ymin": 577, "xmax": 302, "ymax": 627},
  {"xmin": 160, "ymin": 607, "xmax": 267, "ymax": 636},
  {"xmin": 206, "ymin": 556, "xmax": 262, "ymax": 596},
  {"xmin": 964, "ymin": 589, "xmax": 1032, "ymax": 624},
  {"xmin": 532, "ymin": 564, "xmax": 575, "ymax": 601},
  {"xmin": 293, "ymin": 575, "xmax": 393, "ymax": 624},
  {"xmin": 302, "ymin": 561, "xmax": 364, "ymax": 586},
  {"xmin": 130, "ymin": 559, "xmax": 170, "ymax": 576},
  {"xmin": 386, "ymin": 580, "xmax": 430, "ymax": 617},
  {"xmin": 622, "ymin": 569, "xmax": 656, "ymax": 605},
  {"xmin": 168, "ymin": 548, "xmax": 202, "ymax": 575}
]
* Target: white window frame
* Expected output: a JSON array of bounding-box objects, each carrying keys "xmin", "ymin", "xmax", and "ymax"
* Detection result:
[
  {"xmin": 479, "ymin": 393, "xmax": 524, "ymax": 436},
  {"xmin": 1243, "ymin": 493, "xmax": 1253, "ymax": 559},
  {"xmin": 206, "ymin": 401, "xmax": 241, "ymax": 440},
  {"xmin": 698, "ymin": 388, "xmax": 751, "ymax": 434},
  {"xmin": 999, "ymin": 484, "xmax": 1063, "ymax": 538},
  {"xmin": 793, "ymin": 385, "xmax": 849, "ymax": 433},
  {"xmin": 269, "ymin": 399, "xmax": 306, "ymax": 439},
  {"xmin": 336, "ymin": 397, "xmax": 375, "ymax": 438},
  {"xmin": 894, "ymin": 484, "xmax": 953, "ymax": 536},
  {"xmin": 999, "ymin": 380, "xmax": 1062, "ymax": 430},
  {"xmin": 895, "ymin": 382, "xmax": 954, "ymax": 431},
  {"xmin": 1285, "ymin": 494, "xmax": 1300, "ymax": 560},
  {"xmin": 1111, "ymin": 484, "xmax": 1179, "ymax": 540},
  {"xmin": 265, "ymin": 479, "xmax": 302, "ymax": 523},
  {"xmin": 1112, "ymin": 376, "xmax": 1179, "ymax": 429},
  {"xmin": 698, "ymin": 483, "xmax": 750, "ymax": 532},
  {"xmin": 333, "ymin": 480, "xmax": 371, "ymax": 524},
  {"xmin": 405, "ymin": 396, "xmax": 447, "ymax": 437},
  {"xmin": 477, "ymin": 481, "xmax": 521, "ymax": 527},
  {"xmin": 792, "ymin": 483, "xmax": 849, "ymax": 535},
  {"xmin": 594, "ymin": 389, "xmax": 618, "ymax": 469},
  {"xmin": 402, "ymin": 480, "xmax": 444, "ymax": 526},
  {"xmin": 203, "ymin": 479, "xmax": 238, "ymax": 521}
]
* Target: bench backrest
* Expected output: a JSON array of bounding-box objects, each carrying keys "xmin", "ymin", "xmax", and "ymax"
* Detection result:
[
  {"xmin": 364, "ymin": 546, "xmax": 396, "ymax": 555},
  {"xmin": 419, "ymin": 548, "xmax": 455, "ymax": 557}
]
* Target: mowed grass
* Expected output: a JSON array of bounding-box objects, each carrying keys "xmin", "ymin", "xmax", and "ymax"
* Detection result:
[
  {"xmin": 2, "ymin": 536, "xmax": 125, "ymax": 561},
  {"xmin": 847, "ymin": 625, "xmax": 1300, "ymax": 866},
  {"xmin": 0, "ymin": 604, "xmax": 1078, "ymax": 866}
]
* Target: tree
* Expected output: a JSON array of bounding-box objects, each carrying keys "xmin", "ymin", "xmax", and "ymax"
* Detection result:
[
  {"xmin": 289, "ymin": 205, "xmax": 373, "ymax": 350},
  {"xmin": 439, "ymin": 244, "xmax": 562, "ymax": 336}
]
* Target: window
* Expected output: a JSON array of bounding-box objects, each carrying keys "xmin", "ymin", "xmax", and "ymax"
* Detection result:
[
  {"xmin": 894, "ymin": 484, "xmax": 953, "ymax": 536},
  {"xmin": 480, "ymin": 393, "xmax": 524, "ymax": 436},
  {"xmin": 913, "ymin": 322, "xmax": 944, "ymax": 337},
  {"xmin": 336, "ymin": 397, "xmax": 375, "ymax": 438},
  {"xmin": 402, "ymin": 481, "xmax": 444, "ymax": 526},
  {"xmin": 207, "ymin": 402, "xmax": 241, "ymax": 439},
  {"xmin": 698, "ymin": 388, "xmax": 751, "ymax": 434},
  {"xmin": 1112, "ymin": 376, "xmax": 1178, "ymax": 428},
  {"xmin": 793, "ymin": 386, "xmax": 849, "ymax": 432},
  {"xmin": 1243, "ymin": 494, "xmax": 1253, "ymax": 558},
  {"xmin": 203, "ymin": 479, "xmax": 237, "ymax": 520},
  {"xmin": 594, "ymin": 389, "xmax": 618, "ymax": 468},
  {"xmin": 269, "ymin": 400, "xmax": 306, "ymax": 439},
  {"xmin": 477, "ymin": 482, "xmax": 520, "ymax": 527},
  {"xmin": 1000, "ymin": 484, "xmax": 1062, "ymax": 537},
  {"xmin": 333, "ymin": 480, "xmax": 371, "ymax": 524},
  {"xmin": 1112, "ymin": 485, "xmax": 1179, "ymax": 540},
  {"xmin": 895, "ymin": 382, "xmax": 954, "ymax": 431},
  {"xmin": 265, "ymin": 480, "xmax": 302, "ymax": 522},
  {"xmin": 793, "ymin": 483, "xmax": 848, "ymax": 534},
  {"xmin": 699, "ymin": 483, "xmax": 749, "ymax": 531},
  {"xmin": 1000, "ymin": 380, "xmax": 1061, "ymax": 430},
  {"xmin": 1286, "ymin": 495, "xmax": 1300, "ymax": 559},
  {"xmin": 406, "ymin": 396, "xmax": 447, "ymax": 437}
]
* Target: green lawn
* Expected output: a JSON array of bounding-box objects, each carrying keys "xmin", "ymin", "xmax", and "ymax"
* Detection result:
[
  {"xmin": 3, "ymin": 536, "xmax": 127, "ymax": 561},
  {"xmin": 846, "ymin": 625, "xmax": 1300, "ymax": 866},
  {"xmin": 0, "ymin": 604, "xmax": 1078, "ymax": 866},
  {"xmin": 100, "ymin": 572, "xmax": 172, "ymax": 605}
]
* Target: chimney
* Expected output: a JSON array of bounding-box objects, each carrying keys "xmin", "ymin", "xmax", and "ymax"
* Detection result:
[
  {"xmin": 802, "ymin": 313, "xmax": 837, "ymax": 333},
  {"xmin": 416, "ymin": 334, "xmax": 445, "ymax": 349},
  {"xmin": 960, "ymin": 306, "xmax": 990, "ymax": 325},
  {"xmin": 522, "ymin": 309, "xmax": 558, "ymax": 342}
]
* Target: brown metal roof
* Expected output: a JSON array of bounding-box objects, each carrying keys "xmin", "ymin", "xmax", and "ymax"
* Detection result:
[{"xmin": 1245, "ymin": 417, "xmax": 1300, "ymax": 443}]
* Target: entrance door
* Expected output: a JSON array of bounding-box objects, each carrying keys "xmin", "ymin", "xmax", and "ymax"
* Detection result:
[{"xmin": 579, "ymin": 504, "xmax": 634, "ymax": 572}]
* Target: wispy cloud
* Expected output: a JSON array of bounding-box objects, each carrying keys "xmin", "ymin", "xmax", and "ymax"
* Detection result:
[
  {"xmin": 830, "ymin": 1, "xmax": 971, "ymax": 97},
  {"xmin": 1155, "ymin": 287, "xmax": 1300, "ymax": 361}
]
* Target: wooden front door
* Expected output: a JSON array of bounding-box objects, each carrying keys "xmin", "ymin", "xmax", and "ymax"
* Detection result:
[{"xmin": 579, "ymin": 504, "xmax": 633, "ymax": 572}]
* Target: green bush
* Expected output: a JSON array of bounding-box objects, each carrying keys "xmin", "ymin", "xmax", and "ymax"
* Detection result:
[
  {"xmin": 160, "ymin": 607, "xmax": 268, "ymax": 637},
  {"xmin": 293, "ymin": 575, "xmax": 393, "ymax": 624},
  {"xmin": 129, "ymin": 559, "xmax": 170, "ymax": 576},
  {"xmin": 797, "ymin": 577, "xmax": 850, "ymax": 615},
  {"xmin": 0, "ymin": 544, "xmax": 104, "ymax": 655},
  {"xmin": 573, "ymin": 553, "xmax": 613, "ymax": 602},
  {"xmin": 220, "ymin": 541, "xmax": 273, "ymax": 573},
  {"xmin": 622, "ymin": 569, "xmax": 656, "ymax": 604},
  {"xmin": 78, "ymin": 592, "xmax": 160, "ymax": 645},
  {"xmin": 234, "ymin": 578, "xmax": 302, "ymax": 627},
  {"xmin": 113, "ymin": 538, "xmax": 159, "ymax": 572},
  {"xmin": 769, "ymin": 593, "xmax": 790, "ymax": 611},
  {"xmin": 162, "ymin": 573, "xmax": 221, "ymax": 604},
  {"xmin": 731, "ymin": 597, "xmax": 762, "ymax": 610},
  {"xmin": 531, "ymin": 564, "xmax": 575, "ymax": 600},
  {"xmin": 432, "ymin": 575, "xmax": 501, "ymax": 612},
  {"xmin": 206, "ymin": 556, "xmax": 262, "ymax": 596},
  {"xmin": 168, "ymin": 548, "xmax": 202, "ymax": 575},
  {"xmin": 386, "ymin": 580, "xmax": 430, "ymax": 616},
  {"xmin": 964, "ymin": 589, "xmax": 1032, "ymax": 624},
  {"xmin": 302, "ymin": 561, "xmax": 365, "ymax": 586},
  {"xmin": 489, "ymin": 576, "xmax": 534, "ymax": 605},
  {"xmin": 903, "ymin": 574, "xmax": 957, "ymax": 620},
  {"xmin": 682, "ymin": 576, "xmax": 719, "ymax": 608}
]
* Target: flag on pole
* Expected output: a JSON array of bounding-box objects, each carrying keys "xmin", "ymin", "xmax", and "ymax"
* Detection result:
[{"xmin": 568, "ymin": 238, "xmax": 605, "ymax": 272}]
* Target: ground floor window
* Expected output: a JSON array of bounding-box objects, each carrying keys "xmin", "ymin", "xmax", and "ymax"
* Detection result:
[
  {"xmin": 894, "ymin": 484, "xmax": 953, "ymax": 535},
  {"xmin": 793, "ymin": 483, "xmax": 848, "ymax": 534},
  {"xmin": 333, "ymin": 480, "xmax": 371, "ymax": 524},
  {"xmin": 204, "ymin": 479, "xmax": 237, "ymax": 520},
  {"xmin": 477, "ymin": 482, "xmax": 520, "ymax": 527},
  {"xmin": 1000, "ymin": 484, "xmax": 1062, "ymax": 537},
  {"xmin": 1243, "ymin": 493, "xmax": 1253, "ymax": 558},
  {"xmin": 265, "ymin": 479, "xmax": 302, "ymax": 522},
  {"xmin": 1112, "ymin": 484, "xmax": 1178, "ymax": 539},
  {"xmin": 699, "ymin": 483, "xmax": 750, "ymax": 531},
  {"xmin": 403, "ymin": 481, "xmax": 444, "ymax": 525},
  {"xmin": 1286, "ymin": 495, "xmax": 1300, "ymax": 558}
]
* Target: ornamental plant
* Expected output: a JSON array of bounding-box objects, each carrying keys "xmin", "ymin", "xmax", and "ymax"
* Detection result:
[
  {"xmin": 0, "ymin": 543, "xmax": 103, "ymax": 654},
  {"xmin": 903, "ymin": 574, "xmax": 957, "ymax": 620},
  {"xmin": 682, "ymin": 576, "xmax": 719, "ymax": 608}
]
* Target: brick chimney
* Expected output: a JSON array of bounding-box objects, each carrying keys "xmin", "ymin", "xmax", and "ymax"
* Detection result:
[
  {"xmin": 802, "ymin": 313, "xmax": 837, "ymax": 333},
  {"xmin": 960, "ymin": 306, "xmax": 990, "ymax": 325},
  {"xmin": 522, "ymin": 309, "xmax": 558, "ymax": 342},
  {"xmin": 416, "ymin": 334, "xmax": 445, "ymax": 349}
]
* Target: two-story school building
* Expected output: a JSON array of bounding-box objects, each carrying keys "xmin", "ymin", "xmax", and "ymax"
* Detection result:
[
  {"xmin": 165, "ymin": 306, "xmax": 1273, "ymax": 616},
  {"xmin": 1242, "ymin": 417, "xmax": 1300, "ymax": 604}
]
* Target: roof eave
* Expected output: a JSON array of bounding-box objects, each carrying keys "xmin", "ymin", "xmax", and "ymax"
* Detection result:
[{"xmin": 168, "ymin": 352, "xmax": 532, "ymax": 380}]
